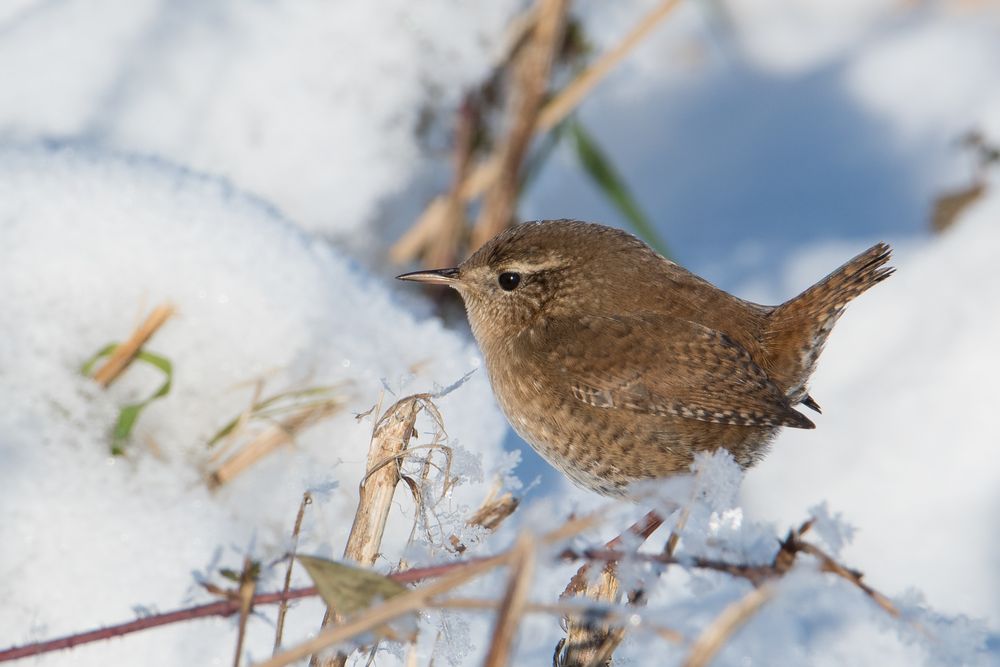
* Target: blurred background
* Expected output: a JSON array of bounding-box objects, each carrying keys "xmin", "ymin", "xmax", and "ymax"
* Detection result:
[{"xmin": 2, "ymin": 0, "xmax": 998, "ymax": 664}]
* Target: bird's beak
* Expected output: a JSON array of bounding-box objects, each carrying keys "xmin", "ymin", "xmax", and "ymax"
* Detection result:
[{"xmin": 395, "ymin": 267, "xmax": 461, "ymax": 285}]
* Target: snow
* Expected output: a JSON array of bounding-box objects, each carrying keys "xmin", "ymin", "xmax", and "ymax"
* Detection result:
[
  {"xmin": 0, "ymin": 0, "xmax": 519, "ymax": 237},
  {"xmin": 0, "ymin": 145, "xmax": 511, "ymax": 664},
  {"xmin": 2, "ymin": 0, "xmax": 1000, "ymax": 665},
  {"xmin": 743, "ymin": 198, "xmax": 1000, "ymax": 624}
]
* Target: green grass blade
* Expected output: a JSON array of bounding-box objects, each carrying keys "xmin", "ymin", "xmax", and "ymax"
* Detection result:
[
  {"xmin": 90, "ymin": 347, "xmax": 173, "ymax": 455},
  {"xmin": 569, "ymin": 118, "xmax": 672, "ymax": 259}
]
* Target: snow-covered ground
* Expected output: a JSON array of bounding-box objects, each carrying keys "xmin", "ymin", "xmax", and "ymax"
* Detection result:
[{"xmin": 1, "ymin": 1, "xmax": 998, "ymax": 665}]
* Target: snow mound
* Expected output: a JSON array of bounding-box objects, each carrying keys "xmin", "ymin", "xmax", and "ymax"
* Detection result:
[{"xmin": 0, "ymin": 144, "xmax": 509, "ymax": 664}]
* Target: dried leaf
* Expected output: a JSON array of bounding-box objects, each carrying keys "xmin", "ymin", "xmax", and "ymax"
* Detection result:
[
  {"xmin": 297, "ymin": 556, "xmax": 408, "ymax": 617},
  {"xmin": 930, "ymin": 181, "xmax": 985, "ymax": 233}
]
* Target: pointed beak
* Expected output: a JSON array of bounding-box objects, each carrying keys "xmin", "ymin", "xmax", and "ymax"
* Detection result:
[{"xmin": 395, "ymin": 267, "xmax": 461, "ymax": 286}]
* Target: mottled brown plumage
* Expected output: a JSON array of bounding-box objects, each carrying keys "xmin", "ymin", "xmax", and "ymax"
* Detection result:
[{"xmin": 398, "ymin": 220, "xmax": 893, "ymax": 497}]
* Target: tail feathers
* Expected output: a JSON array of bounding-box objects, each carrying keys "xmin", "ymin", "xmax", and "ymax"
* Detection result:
[{"xmin": 766, "ymin": 242, "xmax": 894, "ymax": 397}]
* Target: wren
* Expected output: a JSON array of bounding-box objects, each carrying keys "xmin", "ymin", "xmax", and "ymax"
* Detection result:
[{"xmin": 398, "ymin": 220, "xmax": 893, "ymax": 497}]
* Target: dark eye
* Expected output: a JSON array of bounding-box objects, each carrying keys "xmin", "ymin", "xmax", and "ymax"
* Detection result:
[{"xmin": 498, "ymin": 272, "xmax": 521, "ymax": 291}]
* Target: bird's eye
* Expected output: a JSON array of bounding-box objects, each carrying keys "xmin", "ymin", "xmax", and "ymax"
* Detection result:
[{"xmin": 498, "ymin": 272, "xmax": 521, "ymax": 291}]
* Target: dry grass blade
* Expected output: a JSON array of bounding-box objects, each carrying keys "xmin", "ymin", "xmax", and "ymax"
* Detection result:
[
  {"xmin": 390, "ymin": 98, "xmax": 477, "ymax": 268},
  {"xmin": 210, "ymin": 401, "xmax": 342, "ymax": 488},
  {"xmin": 483, "ymin": 533, "xmax": 537, "ymax": 667},
  {"xmin": 90, "ymin": 304, "xmax": 174, "ymax": 387},
  {"xmin": 390, "ymin": 195, "xmax": 452, "ymax": 265},
  {"xmin": 471, "ymin": 0, "xmax": 569, "ymax": 248},
  {"xmin": 535, "ymin": 0, "xmax": 681, "ymax": 134},
  {"xmin": 665, "ymin": 467, "xmax": 702, "ymax": 557},
  {"xmin": 391, "ymin": 0, "xmax": 683, "ymax": 264},
  {"xmin": 464, "ymin": 0, "xmax": 684, "ymax": 203},
  {"xmin": 255, "ymin": 554, "xmax": 510, "ymax": 667},
  {"xmin": 682, "ymin": 585, "xmax": 775, "ymax": 667},
  {"xmin": 311, "ymin": 394, "xmax": 424, "ymax": 667},
  {"xmin": 427, "ymin": 99, "xmax": 477, "ymax": 270}
]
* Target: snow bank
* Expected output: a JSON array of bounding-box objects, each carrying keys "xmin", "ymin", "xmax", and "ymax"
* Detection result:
[{"xmin": 0, "ymin": 145, "xmax": 510, "ymax": 665}]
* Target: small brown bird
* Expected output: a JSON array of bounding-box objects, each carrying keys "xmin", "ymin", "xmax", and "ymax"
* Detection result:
[{"xmin": 398, "ymin": 220, "xmax": 893, "ymax": 497}]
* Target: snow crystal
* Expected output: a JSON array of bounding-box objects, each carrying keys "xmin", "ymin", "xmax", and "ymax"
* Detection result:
[{"xmin": 808, "ymin": 501, "xmax": 856, "ymax": 558}]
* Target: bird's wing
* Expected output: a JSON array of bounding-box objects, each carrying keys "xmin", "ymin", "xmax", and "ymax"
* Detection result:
[{"xmin": 544, "ymin": 314, "xmax": 814, "ymax": 429}]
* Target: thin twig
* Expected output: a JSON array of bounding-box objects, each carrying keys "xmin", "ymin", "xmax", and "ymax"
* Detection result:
[
  {"xmin": 91, "ymin": 304, "xmax": 174, "ymax": 387},
  {"xmin": 274, "ymin": 492, "xmax": 312, "ymax": 654},
  {"xmin": 232, "ymin": 556, "xmax": 258, "ymax": 667}
]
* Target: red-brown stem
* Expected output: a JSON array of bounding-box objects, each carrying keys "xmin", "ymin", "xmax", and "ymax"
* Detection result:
[{"xmin": 0, "ymin": 556, "xmax": 495, "ymax": 663}]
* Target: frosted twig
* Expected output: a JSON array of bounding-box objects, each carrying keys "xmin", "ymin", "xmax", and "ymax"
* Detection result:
[
  {"xmin": 467, "ymin": 482, "xmax": 520, "ymax": 532},
  {"xmin": 311, "ymin": 394, "xmax": 425, "ymax": 667}
]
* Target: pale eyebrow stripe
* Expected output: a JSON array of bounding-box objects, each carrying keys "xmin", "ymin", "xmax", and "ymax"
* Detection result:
[{"xmin": 500, "ymin": 258, "xmax": 567, "ymax": 273}]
